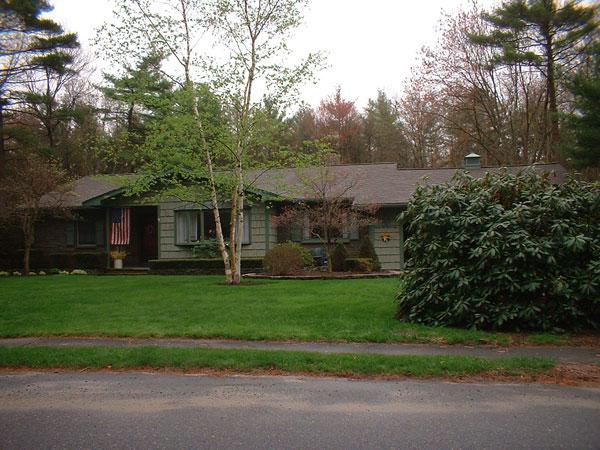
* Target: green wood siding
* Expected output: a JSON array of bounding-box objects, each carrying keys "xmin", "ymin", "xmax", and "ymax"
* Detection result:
[
  {"xmin": 157, "ymin": 201, "xmax": 272, "ymax": 260},
  {"xmin": 369, "ymin": 224, "xmax": 403, "ymax": 270}
]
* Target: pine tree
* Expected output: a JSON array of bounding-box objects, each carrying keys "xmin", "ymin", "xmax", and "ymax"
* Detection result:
[
  {"xmin": 0, "ymin": 0, "xmax": 79, "ymax": 154},
  {"xmin": 470, "ymin": 0, "xmax": 598, "ymax": 159},
  {"xmin": 101, "ymin": 53, "xmax": 173, "ymax": 139},
  {"xmin": 563, "ymin": 42, "xmax": 600, "ymax": 171},
  {"xmin": 363, "ymin": 90, "xmax": 409, "ymax": 164}
]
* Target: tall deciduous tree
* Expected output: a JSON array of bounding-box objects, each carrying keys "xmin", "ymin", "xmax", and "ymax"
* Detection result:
[
  {"xmin": 396, "ymin": 84, "xmax": 445, "ymax": 168},
  {"xmin": 97, "ymin": 0, "xmax": 322, "ymax": 284},
  {"xmin": 470, "ymin": 0, "xmax": 598, "ymax": 159},
  {"xmin": 0, "ymin": 153, "xmax": 69, "ymax": 274},
  {"xmin": 316, "ymin": 87, "xmax": 363, "ymax": 163},
  {"xmin": 402, "ymin": 3, "xmax": 561, "ymax": 167}
]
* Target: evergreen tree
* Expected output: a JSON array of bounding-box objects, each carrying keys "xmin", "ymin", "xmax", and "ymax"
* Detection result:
[
  {"xmin": 16, "ymin": 50, "xmax": 88, "ymax": 155},
  {"xmin": 358, "ymin": 235, "xmax": 381, "ymax": 271},
  {"xmin": 470, "ymin": 0, "xmax": 598, "ymax": 159},
  {"xmin": 363, "ymin": 90, "xmax": 409, "ymax": 164},
  {"xmin": 246, "ymin": 98, "xmax": 291, "ymax": 165},
  {"xmin": 563, "ymin": 42, "xmax": 600, "ymax": 171},
  {"xmin": 0, "ymin": 0, "xmax": 79, "ymax": 154},
  {"xmin": 101, "ymin": 53, "xmax": 173, "ymax": 140},
  {"xmin": 98, "ymin": 53, "xmax": 174, "ymax": 173}
]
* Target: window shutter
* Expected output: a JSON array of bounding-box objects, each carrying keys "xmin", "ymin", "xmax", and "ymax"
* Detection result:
[
  {"xmin": 242, "ymin": 210, "xmax": 251, "ymax": 244},
  {"xmin": 96, "ymin": 220, "xmax": 104, "ymax": 246},
  {"xmin": 66, "ymin": 222, "xmax": 75, "ymax": 246},
  {"xmin": 290, "ymin": 225, "xmax": 302, "ymax": 242},
  {"xmin": 176, "ymin": 212, "xmax": 185, "ymax": 244},
  {"xmin": 302, "ymin": 215, "xmax": 310, "ymax": 241}
]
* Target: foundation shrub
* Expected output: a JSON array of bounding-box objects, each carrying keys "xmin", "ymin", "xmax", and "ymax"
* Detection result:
[{"xmin": 263, "ymin": 242, "xmax": 310, "ymax": 275}]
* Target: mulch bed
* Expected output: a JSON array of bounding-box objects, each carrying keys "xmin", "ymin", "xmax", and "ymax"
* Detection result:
[{"xmin": 244, "ymin": 271, "xmax": 402, "ymax": 280}]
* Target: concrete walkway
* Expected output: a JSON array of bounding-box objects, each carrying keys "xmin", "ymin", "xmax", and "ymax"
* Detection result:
[{"xmin": 1, "ymin": 337, "xmax": 599, "ymax": 364}]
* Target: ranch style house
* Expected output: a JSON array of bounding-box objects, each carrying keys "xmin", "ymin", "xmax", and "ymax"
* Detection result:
[{"xmin": 22, "ymin": 154, "xmax": 565, "ymax": 272}]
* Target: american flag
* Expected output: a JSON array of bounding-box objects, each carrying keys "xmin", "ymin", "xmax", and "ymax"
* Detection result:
[{"xmin": 110, "ymin": 208, "xmax": 130, "ymax": 245}]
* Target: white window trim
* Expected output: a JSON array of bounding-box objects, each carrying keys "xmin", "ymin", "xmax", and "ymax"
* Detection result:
[
  {"xmin": 175, "ymin": 210, "xmax": 199, "ymax": 245},
  {"xmin": 175, "ymin": 208, "xmax": 251, "ymax": 246}
]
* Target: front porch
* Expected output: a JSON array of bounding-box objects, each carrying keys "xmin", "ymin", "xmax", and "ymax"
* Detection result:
[{"xmin": 106, "ymin": 206, "xmax": 158, "ymax": 269}]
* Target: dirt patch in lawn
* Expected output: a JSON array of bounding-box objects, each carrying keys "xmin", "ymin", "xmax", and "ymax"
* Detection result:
[{"xmin": 244, "ymin": 271, "xmax": 401, "ymax": 280}]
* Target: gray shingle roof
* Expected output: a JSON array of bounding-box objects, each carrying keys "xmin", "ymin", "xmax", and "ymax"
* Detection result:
[
  {"xmin": 248, "ymin": 163, "xmax": 567, "ymax": 206},
  {"xmin": 40, "ymin": 175, "xmax": 134, "ymax": 208},
  {"xmin": 55, "ymin": 163, "xmax": 567, "ymax": 208}
]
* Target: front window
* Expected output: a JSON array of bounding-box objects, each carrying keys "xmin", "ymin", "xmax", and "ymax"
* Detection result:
[
  {"xmin": 175, "ymin": 210, "xmax": 198, "ymax": 245},
  {"xmin": 309, "ymin": 224, "xmax": 343, "ymax": 240},
  {"xmin": 77, "ymin": 220, "xmax": 97, "ymax": 246},
  {"xmin": 72, "ymin": 210, "xmax": 104, "ymax": 247},
  {"xmin": 202, "ymin": 209, "xmax": 231, "ymax": 240},
  {"xmin": 300, "ymin": 214, "xmax": 349, "ymax": 242},
  {"xmin": 176, "ymin": 209, "xmax": 250, "ymax": 245}
]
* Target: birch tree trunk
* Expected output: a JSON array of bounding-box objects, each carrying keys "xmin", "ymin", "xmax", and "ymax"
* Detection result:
[{"xmin": 115, "ymin": 0, "xmax": 320, "ymax": 284}]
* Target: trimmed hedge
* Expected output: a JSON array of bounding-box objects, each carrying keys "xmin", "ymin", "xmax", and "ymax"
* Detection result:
[
  {"xmin": 48, "ymin": 252, "xmax": 107, "ymax": 270},
  {"xmin": 0, "ymin": 251, "xmax": 106, "ymax": 271},
  {"xmin": 263, "ymin": 242, "xmax": 312, "ymax": 275},
  {"xmin": 344, "ymin": 257, "xmax": 376, "ymax": 273},
  {"xmin": 397, "ymin": 169, "xmax": 600, "ymax": 332},
  {"xmin": 149, "ymin": 258, "xmax": 262, "ymax": 274}
]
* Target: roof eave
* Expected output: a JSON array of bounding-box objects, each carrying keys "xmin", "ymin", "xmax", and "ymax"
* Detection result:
[{"xmin": 81, "ymin": 187, "xmax": 127, "ymax": 207}]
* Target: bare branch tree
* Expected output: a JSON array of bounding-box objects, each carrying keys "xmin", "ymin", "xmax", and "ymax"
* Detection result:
[{"xmin": 272, "ymin": 166, "xmax": 379, "ymax": 272}]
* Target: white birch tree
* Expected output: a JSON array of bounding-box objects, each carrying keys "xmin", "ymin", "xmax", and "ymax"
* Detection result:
[{"xmin": 96, "ymin": 0, "xmax": 322, "ymax": 284}]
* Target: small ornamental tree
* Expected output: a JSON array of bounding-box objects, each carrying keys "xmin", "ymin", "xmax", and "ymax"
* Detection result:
[
  {"xmin": 397, "ymin": 169, "xmax": 600, "ymax": 332},
  {"xmin": 272, "ymin": 166, "xmax": 379, "ymax": 272},
  {"xmin": 0, "ymin": 153, "xmax": 70, "ymax": 274}
]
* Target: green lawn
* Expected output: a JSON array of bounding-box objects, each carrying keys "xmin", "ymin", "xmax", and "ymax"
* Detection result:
[
  {"xmin": 0, "ymin": 275, "xmax": 565, "ymax": 345},
  {"xmin": 0, "ymin": 346, "xmax": 554, "ymax": 378}
]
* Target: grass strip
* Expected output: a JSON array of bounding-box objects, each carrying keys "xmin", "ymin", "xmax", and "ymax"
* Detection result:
[
  {"xmin": 0, "ymin": 346, "xmax": 554, "ymax": 378},
  {"xmin": 0, "ymin": 275, "xmax": 577, "ymax": 346}
]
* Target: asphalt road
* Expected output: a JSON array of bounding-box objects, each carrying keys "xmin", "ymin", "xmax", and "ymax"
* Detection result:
[{"xmin": 1, "ymin": 372, "xmax": 599, "ymax": 450}]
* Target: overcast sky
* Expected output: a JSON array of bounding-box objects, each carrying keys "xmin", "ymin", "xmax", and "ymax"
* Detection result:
[{"xmin": 47, "ymin": 0, "xmax": 497, "ymax": 109}]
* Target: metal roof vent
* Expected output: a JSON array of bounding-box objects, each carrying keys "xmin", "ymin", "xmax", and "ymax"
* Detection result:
[{"xmin": 464, "ymin": 153, "xmax": 481, "ymax": 170}]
